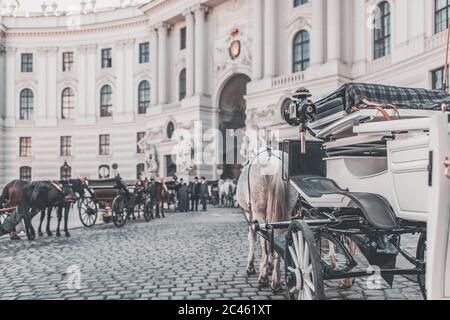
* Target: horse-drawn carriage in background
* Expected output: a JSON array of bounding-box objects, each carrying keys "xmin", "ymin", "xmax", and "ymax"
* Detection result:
[
  {"xmin": 77, "ymin": 176, "xmax": 152, "ymax": 228},
  {"xmin": 246, "ymin": 83, "xmax": 450, "ymax": 300}
]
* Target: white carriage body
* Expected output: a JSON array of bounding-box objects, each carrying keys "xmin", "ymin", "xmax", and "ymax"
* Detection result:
[{"xmin": 297, "ymin": 107, "xmax": 450, "ymax": 300}]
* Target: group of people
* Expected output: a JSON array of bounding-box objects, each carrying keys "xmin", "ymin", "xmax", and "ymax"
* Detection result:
[{"xmin": 174, "ymin": 177, "xmax": 210, "ymax": 213}]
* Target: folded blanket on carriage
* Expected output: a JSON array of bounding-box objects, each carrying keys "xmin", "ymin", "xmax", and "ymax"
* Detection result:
[{"xmin": 313, "ymin": 83, "xmax": 450, "ymax": 121}]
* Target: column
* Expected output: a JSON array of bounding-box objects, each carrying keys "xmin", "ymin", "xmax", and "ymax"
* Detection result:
[
  {"xmin": 150, "ymin": 27, "xmax": 158, "ymax": 106},
  {"xmin": 0, "ymin": 46, "xmax": 5, "ymax": 119},
  {"xmin": 46, "ymin": 47, "xmax": 58, "ymax": 122},
  {"xmin": 311, "ymin": 0, "xmax": 325, "ymax": 66},
  {"xmin": 264, "ymin": 0, "xmax": 276, "ymax": 78},
  {"xmin": 76, "ymin": 46, "xmax": 87, "ymax": 119},
  {"xmin": 184, "ymin": 9, "xmax": 195, "ymax": 97},
  {"xmin": 157, "ymin": 23, "xmax": 168, "ymax": 105},
  {"xmin": 124, "ymin": 39, "xmax": 135, "ymax": 117},
  {"xmin": 115, "ymin": 40, "xmax": 125, "ymax": 116},
  {"xmin": 252, "ymin": 0, "xmax": 263, "ymax": 80},
  {"xmin": 327, "ymin": 0, "xmax": 342, "ymax": 62},
  {"xmin": 194, "ymin": 4, "xmax": 207, "ymax": 95},
  {"xmin": 37, "ymin": 47, "xmax": 48, "ymax": 122},
  {"xmin": 86, "ymin": 44, "xmax": 97, "ymax": 121},
  {"xmin": 5, "ymin": 47, "xmax": 16, "ymax": 125}
]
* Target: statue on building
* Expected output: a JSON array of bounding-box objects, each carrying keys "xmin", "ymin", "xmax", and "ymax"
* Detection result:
[
  {"xmin": 174, "ymin": 130, "xmax": 195, "ymax": 174},
  {"xmin": 138, "ymin": 135, "xmax": 160, "ymax": 176}
]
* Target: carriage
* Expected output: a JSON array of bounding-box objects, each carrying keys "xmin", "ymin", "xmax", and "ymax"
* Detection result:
[
  {"xmin": 252, "ymin": 83, "xmax": 450, "ymax": 300},
  {"xmin": 77, "ymin": 176, "xmax": 152, "ymax": 228}
]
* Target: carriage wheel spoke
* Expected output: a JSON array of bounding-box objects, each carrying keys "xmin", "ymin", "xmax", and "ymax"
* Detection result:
[
  {"xmin": 305, "ymin": 277, "xmax": 315, "ymax": 293},
  {"xmin": 292, "ymin": 232, "xmax": 301, "ymax": 267},
  {"xmin": 288, "ymin": 246, "xmax": 300, "ymax": 269},
  {"xmin": 298, "ymin": 232, "xmax": 304, "ymax": 268},
  {"xmin": 303, "ymin": 243, "xmax": 310, "ymax": 269},
  {"xmin": 304, "ymin": 285, "xmax": 313, "ymax": 300}
]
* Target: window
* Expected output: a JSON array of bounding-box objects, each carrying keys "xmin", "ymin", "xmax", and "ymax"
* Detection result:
[
  {"xmin": 62, "ymin": 52, "xmax": 74, "ymax": 72},
  {"xmin": 432, "ymin": 66, "xmax": 449, "ymax": 91},
  {"xmin": 293, "ymin": 30, "xmax": 310, "ymax": 72},
  {"xmin": 180, "ymin": 27, "xmax": 187, "ymax": 50},
  {"xmin": 137, "ymin": 163, "xmax": 145, "ymax": 180},
  {"xmin": 99, "ymin": 134, "xmax": 110, "ymax": 156},
  {"xmin": 21, "ymin": 53, "xmax": 33, "ymax": 72},
  {"xmin": 139, "ymin": 42, "xmax": 149, "ymax": 64},
  {"xmin": 100, "ymin": 85, "xmax": 113, "ymax": 117},
  {"xmin": 101, "ymin": 48, "xmax": 112, "ymax": 68},
  {"xmin": 167, "ymin": 122, "xmax": 175, "ymax": 139},
  {"xmin": 436, "ymin": 0, "xmax": 450, "ymax": 34},
  {"xmin": 179, "ymin": 68, "xmax": 187, "ymax": 101},
  {"xmin": 60, "ymin": 163, "xmax": 72, "ymax": 181},
  {"xmin": 60, "ymin": 136, "xmax": 72, "ymax": 157},
  {"xmin": 20, "ymin": 137, "xmax": 32, "ymax": 157},
  {"xmin": 293, "ymin": 0, "xmax": 308, "ymax": 7},
  {"xmin": 20, "ymin": 89, "xmax": 34, "ymax": 120},
  {"xmin": 373, "ymin": 1, "xmax": 391, "ymax": 60},
  {"xmin": 138, "ymin": 81, "xmax": 151, "ymax": 114},
  {"xmin": 137, "ymin": 132, "xmax": 146, "ymax": 154},
  {"xmin": 61, "ymin": 87, "xmax": 75, "ymax": 119},
  {"xmin": 20, "ymin": 166, "xmax": 32, "ymax": 183}
]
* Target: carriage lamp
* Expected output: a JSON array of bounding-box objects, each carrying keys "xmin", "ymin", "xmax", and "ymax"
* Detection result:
[{"xmin": 282, "ymin": 87, "xmax": 317, "ymax": 154}]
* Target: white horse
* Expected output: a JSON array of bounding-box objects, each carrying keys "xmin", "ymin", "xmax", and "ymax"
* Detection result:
[
  {"xmin": 236, "ymin": 148, "xmax": 298, "ymax": 292},
  {"xmin": 219, "ymin": 179, "xmax": 236, "ymax": 208}
]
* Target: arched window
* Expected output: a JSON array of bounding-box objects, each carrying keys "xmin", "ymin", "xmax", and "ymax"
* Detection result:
[
  {"xmin": 179, "ymin": 68, "xmax": 187, "ymax": 101},
  {"xmin": 60, "ymin": 162, "xmax": 72, "ymax": 181},
  {"xmin": 20, "ymin": 89, "xmax": 34, "ymax": 120},
  {"xmin": 137, "ymin": 163, "xmax": 145, "ymax": 180},
  {"xmin": 138, "ymin": 81, "xmax": 151, "ymax": 114},
  {"xmin": 100, "ymin": 85, "xmax": 113, "ymax": 117},
  {"xmin": 293, "ymin": 30, "xmax": 310, "ymax": 73},
  {"xmin": 20, "ymin": 166, "xmax": 32, "ymax": 183},
  {"xmin": 373, "ymin": 1, "xmax": 391, "ymax": 60},
  {"xmin": 61, "ymin": 87, "xmax": 75, "ymax": 119}
]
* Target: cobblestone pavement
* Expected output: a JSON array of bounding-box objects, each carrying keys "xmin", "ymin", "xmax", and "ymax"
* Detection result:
[{"xmin": 0, "ymin": 207, "xmax": 423, "ymax": 300}]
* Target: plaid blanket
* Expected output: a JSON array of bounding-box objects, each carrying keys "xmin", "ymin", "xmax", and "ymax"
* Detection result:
[{"xmin": 315, "ymin": 83, "xmax": 450, "ymax": 113}]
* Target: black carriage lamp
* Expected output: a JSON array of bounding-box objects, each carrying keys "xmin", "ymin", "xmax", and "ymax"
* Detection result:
[{"xmin": 282, "ymin": 87, "xmax": 317, "ymax": 154}]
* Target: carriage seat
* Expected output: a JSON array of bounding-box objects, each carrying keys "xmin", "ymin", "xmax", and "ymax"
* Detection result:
[{"xmin": 290, "ymin": 176, "xmax": 399, "ymax": 231}]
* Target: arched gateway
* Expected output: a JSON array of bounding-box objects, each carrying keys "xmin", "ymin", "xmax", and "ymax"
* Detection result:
[{"xmin": 218, "ymin": 74, "xmax": 251, "ymax": 180}]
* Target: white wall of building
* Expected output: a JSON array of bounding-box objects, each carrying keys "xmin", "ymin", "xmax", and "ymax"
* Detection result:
[{"xmin": 0, "ymin": 0, "xmax": 448, "ymax": 184}]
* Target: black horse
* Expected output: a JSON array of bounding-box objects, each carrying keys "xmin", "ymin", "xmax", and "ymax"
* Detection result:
[
  {"xmin": 0, "ymin": 180, "xmax": 29, "ymax": 240},
  {"xmin": 148, "ymin": 181, "xmax": 166, "ymax": 219},
  {"xmin": 20, "ymin": 181, "xmax": 76, "ymax": 240},
  {"xmin": 37, "ymin": 178, "xmax": 89, "ymax": 237}
]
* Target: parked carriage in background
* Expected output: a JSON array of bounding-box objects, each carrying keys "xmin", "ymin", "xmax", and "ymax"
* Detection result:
[
  {"xmin": 250, "ymin": 83, "xmax": 450, "ymax": 300},
  {"xmin": 77, "ymin": 176, "xmax": 152, "ymax": 228}
]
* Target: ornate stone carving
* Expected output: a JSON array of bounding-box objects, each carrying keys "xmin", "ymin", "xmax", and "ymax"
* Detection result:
[
  {"xmin": 138, "ymin": 136, "xmax": 160, "ymax": 176},
  {"xmin": 174, "ymin": 132, "xmax": 195, "ymax": 174},
  {"xmin": 214, "ymin": 25, "xmax": 252, "ymax": 77}
]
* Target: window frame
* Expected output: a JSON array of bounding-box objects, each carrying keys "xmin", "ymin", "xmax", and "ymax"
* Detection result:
[
  {"xmin": 20, "ymin": 137, "xmax": 32, "ymax": 157},
  {"xmin": 99, "ymin": 134, "xmax": 111, "ymax": 156},
  {"xmin": 292, "ymin": 30, "xmax": 310, "ymax": 73},
  {"xmin": 138, "ymin": 80, "xmax": 151, "ymax": 114},
  {"xmin": 20, "ymin": 166, "xmax": 32, "ymax": 182},
  {"xmin": 101, "ymin": 48, "xmax": 112, "ymax": 69},
  {"xmin": 100, "ymin": 85, "xmax": 113, "ymax": 118},
  {"xmin": 21, "ymin": 53, "xmax": 33, "ymax": 73},
  {"xmin": 62, "ymin": 51, "xmax": 74, "ymax": 72},
  {"xmin": 139, "ymin": 42, "xmax": 150, "ymax": 64},
  {"xmin": 373, "ymin": 1, "xmax": 391, "ymax": 60},
  {"xmin": 19, "ymin": 88, "xmax": 34, "ymax": 121},
  {"xmin": 61, "ymin": 87, "xmax": 75, "ymax": 120},
  {"xmin": 60, "ymin": 136, "xmax": 72, "ymax": 157},
  {"xmin": 179, "ymin": 68, "xmax": 187, "ymax": 101}
]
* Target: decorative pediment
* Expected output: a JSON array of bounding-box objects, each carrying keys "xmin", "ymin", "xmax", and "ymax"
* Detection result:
[{"xmin": 285, "ymin": 15, "xmax": 311, "ymax": 34}]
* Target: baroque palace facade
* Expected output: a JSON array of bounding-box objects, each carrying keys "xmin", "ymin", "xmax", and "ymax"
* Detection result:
[{"xmin": 0, "ymin": 0, "xmax": 449, "ymax": 183}]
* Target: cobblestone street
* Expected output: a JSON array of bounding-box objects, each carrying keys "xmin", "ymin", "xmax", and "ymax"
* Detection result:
[{"xmin": 0, "ymin": 207, "xmax": 423, "ymax": 300}]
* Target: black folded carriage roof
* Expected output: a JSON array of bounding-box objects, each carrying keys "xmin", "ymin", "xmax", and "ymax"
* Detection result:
[{"xmin": 313, "ymin": 83, "xmax": 450, "ymax": 121}]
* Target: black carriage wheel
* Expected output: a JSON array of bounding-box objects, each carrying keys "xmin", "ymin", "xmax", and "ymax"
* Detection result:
[
  {"xmin": 416, "ymin": 232, "xmax": 427, "ymax": 300},
  {"xmin": 143, "ymin": 201, "xmax": 153, "ymax": 222},
  {"xmin": 112, "ymin": 195, "xmax": 127, "ymax": 228},
  {"xmin": 285, "ymin": 220, "xmax": 326, "ymax": 300},
  {"xmin": 78, "ymin": 197, "xmax": 98, "ymax": 228}
]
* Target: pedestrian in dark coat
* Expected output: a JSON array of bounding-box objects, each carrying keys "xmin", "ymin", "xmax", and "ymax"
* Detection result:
[
  {"xmin": 190, "ymin": 177, "xmax": 200, "ymax": 212},
  {"xmin": 200, "ymin": 177, "xmax": 210, "ymax": 212},
  {"xmin": 178, "ymin": 184, "xmax": 190, "ymax": 212}
]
